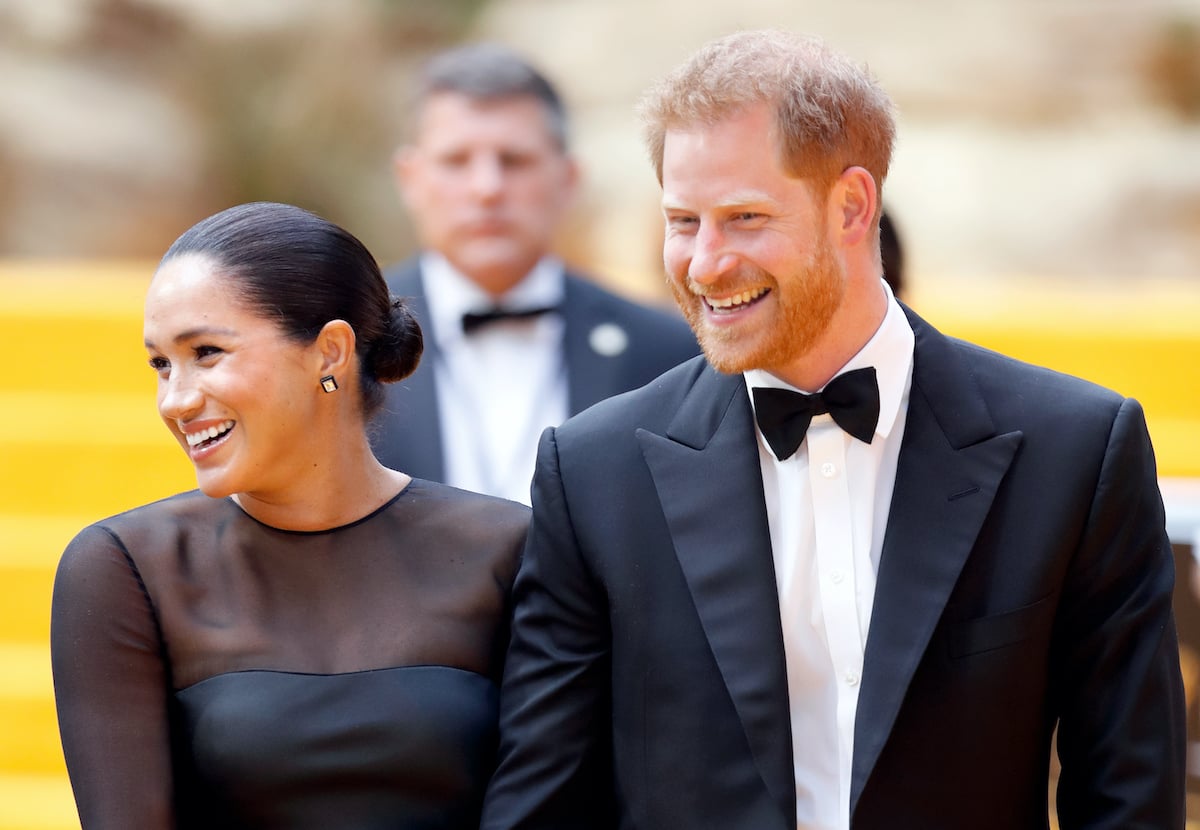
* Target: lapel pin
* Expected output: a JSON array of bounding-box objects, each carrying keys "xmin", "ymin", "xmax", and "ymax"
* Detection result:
[{"xmin": 588, "ymin": 322, "xmax": 628, "ymax": 357}]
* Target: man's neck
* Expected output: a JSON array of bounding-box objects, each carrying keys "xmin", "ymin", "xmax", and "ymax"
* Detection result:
[{"xmin": 449, "ymin": 259, "xmax": 543, "ymax": 298}]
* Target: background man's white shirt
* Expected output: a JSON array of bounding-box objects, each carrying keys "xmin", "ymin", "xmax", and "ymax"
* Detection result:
[{"xmin": 421, "ymin": 252, "xmax": 568, "ymax": 504}]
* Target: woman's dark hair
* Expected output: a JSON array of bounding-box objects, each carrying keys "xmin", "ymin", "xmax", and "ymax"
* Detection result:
[
  {"xmin": 879, "ymin": 209, "xmax": 905, "ymax": 300},
  {"xmin": 160, "ymin": 201, "xmax": 422, "ymax": 419}
]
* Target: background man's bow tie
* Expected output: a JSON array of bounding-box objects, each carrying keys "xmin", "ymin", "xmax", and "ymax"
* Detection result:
[{"xmin": 461, "ymin": 305, "xmax": 558, "ymax": 334}]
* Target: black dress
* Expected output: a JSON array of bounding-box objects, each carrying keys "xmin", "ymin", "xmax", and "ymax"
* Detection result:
[{"xmin": 50, "ymin": 480, "xmax": 529, "ymax": 829}]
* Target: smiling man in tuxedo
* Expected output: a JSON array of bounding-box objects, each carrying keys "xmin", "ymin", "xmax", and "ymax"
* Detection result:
[
  {"xmin": 373, "ymin": 43, "xmax": 697, "ymax": 503},
  {"xmin": 481, "ymin": 30, "xmax": 1185, "ymax": 830}
]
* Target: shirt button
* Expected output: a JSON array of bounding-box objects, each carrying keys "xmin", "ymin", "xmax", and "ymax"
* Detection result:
[
  {"xmin": 830, "ymin": 570, "xmax": 845, "ymax": 584},
  {"xmin": 821, "ymin": 462, "xmax": 837, "ymax": 478},
  {"xmin": 845, "ymin": 670, "xmax": 860, "ymax": 686}
]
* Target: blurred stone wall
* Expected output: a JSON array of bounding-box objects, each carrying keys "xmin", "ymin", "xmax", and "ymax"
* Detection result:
[
  {"xmin": 0, "ymin": 0, "xmax": 483, "ymax": 262},
  {"xmin": 482, "ymin": 0, "xmax": 1200, "ymax": 296},
  {"xmin": 1, "ymin": 0, "xmax": 1198, "ymax": 300}
]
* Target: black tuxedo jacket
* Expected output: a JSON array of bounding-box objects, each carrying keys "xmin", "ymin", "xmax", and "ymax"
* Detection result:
[
  {"xmin": 482, "ymin": 306, "xmax": 1185, "ymax": 829},
  {"xmin": 370, "ymin": 259, "xmax": 699, "ymax": 481}
]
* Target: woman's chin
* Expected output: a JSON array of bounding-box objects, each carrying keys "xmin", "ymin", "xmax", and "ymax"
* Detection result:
[{"xmin": 194, "ymin": 476, "xmax": 236, "ymax": 500}]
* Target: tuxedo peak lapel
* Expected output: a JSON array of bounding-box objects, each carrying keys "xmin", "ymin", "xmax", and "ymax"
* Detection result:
[
  {"xmin": 639, "ymin": 367, "xmax": 795, "ymax": 824},
  {"xmin": 850, "ymin": 309, "xmax": 1022, "ymax": 813},
  {"xmin": 900, "ymin": 304, "xmax": 996, "ymax": 447},
  {"xmin": 664, "ymin": 363, "xmax": 747, "ymax": 449}
]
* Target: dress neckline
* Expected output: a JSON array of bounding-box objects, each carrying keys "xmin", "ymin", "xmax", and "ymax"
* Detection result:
[{"xmin": 225, "ymin": 482, "xmax": 414, "ymax": 536}]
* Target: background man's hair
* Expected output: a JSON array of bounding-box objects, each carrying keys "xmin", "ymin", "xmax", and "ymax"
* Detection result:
[{"xmin": 410, "ymin": 42, "xmax": 569, "ymax": 150}]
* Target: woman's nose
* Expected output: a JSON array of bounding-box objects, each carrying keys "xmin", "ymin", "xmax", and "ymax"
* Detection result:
[{"xmin": 158, "ymin": 371, "xmax": 203, "ymax": 422}]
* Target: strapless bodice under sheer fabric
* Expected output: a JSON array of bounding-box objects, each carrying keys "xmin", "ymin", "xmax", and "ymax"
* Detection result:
[{"xmin": 50, "ymin": 480, "xmax": 529, "ymax": 829}]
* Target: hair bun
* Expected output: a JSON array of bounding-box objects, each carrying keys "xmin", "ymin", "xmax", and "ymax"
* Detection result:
[{"xmin": 369, "ymin": 298, "xmax": 424, "ymax": 383}]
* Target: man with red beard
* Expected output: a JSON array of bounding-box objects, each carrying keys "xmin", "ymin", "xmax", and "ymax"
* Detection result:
[{"xmin": 482, "ymin": 30, "xmax": 1185, "ymax": 830}]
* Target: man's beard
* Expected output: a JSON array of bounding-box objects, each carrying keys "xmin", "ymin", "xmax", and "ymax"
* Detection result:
[{"xmin": 670, "ymin": 236, "xmax": 845, "ymax": 378}]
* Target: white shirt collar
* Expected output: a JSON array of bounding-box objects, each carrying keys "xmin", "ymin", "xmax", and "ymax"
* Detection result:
[
  {"xmin": 744, "ymin": 279, "xmax": 915, "ymax": 441},
  {"xmin": 419, "ymin": 252, "xmax": 567, "ymax": 350}
]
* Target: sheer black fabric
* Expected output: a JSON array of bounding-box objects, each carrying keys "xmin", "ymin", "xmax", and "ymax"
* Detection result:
[{"xmin": 50, "ymin": 480, "xmax": 528, "ymax": 829}]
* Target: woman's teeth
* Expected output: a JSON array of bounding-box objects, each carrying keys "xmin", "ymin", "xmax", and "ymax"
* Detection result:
[{"xmin": 186, "ymin": 420, "xmax": 235, "ymax": 447}]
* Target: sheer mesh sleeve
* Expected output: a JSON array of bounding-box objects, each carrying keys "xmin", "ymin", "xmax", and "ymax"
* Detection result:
[{"xmin": 51, "ymin": 523, "xmax": 176, "ymax": 829}]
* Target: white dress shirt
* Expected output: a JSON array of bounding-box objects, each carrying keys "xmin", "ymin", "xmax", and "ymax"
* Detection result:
[
  {"xmin": 745, "ymin": 284, "xmax": 915, "ymax": 830},
  {"xmin": 420, "ymin": 253, "xmax": 569, "ymax": 505}
]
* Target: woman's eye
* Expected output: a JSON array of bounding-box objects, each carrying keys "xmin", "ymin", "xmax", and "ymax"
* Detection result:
[
  {"xmin": 194, "ymin": 345, "xmax": 223, "ymax": 360},
  {"xmin": 148, "ymin": 356, "xmax": 169, "ymax": 373}
]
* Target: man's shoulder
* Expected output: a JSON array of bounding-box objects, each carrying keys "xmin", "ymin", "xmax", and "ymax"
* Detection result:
[
  {"xmin": 948, "ymin": 332, "xmax": 1124, "ymax": 408},
  {"xmin": 910, "ymin": 305, "xmax": 1124, "ymax": 411},
  {"xmin": 563, "ymin": 271, "xmax": 698, "ymax": 359},
  {"xmin": 382, "ymin": 257, "xmax": 424, "ymax": 295},
  {"xmin": 564, "ymin": 272, "xmax": 688, "ymax": 327},
  {"xmin": 919, "ymin": 318, "xmax": 1131, "ymax": 446}
]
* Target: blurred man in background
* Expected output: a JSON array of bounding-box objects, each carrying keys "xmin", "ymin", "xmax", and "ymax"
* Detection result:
[{"xmin": 372, "ymin": 43, "xmax": 698, "ymax": 503}]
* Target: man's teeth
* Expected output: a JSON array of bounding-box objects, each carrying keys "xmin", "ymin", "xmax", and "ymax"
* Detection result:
[
  {"xmin": 186, "ymin": 420, "xmax": 235, "ymax": 447},
  {"xmin": 706, "ymin": 288, "xmax": 767, "ymax": 309}
]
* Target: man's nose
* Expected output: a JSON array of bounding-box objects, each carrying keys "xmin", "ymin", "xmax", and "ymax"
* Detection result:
[
  {"xmin": 688, "ymin": 223, "xmax": 738, "ymax": 284},
  {"xmin": 468, "ymin": 154, "xmax": 504, "ymax": 201}
]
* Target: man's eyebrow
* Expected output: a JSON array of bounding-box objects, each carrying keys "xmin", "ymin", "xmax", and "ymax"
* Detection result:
[{"xmin": 661, "ymin": 190, "xmax": 775, "ymax": 212}]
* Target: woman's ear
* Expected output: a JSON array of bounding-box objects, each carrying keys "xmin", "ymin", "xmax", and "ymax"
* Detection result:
[{"xmin": 314, "ymin": 319, "xmax": 357, "ymax": 381}]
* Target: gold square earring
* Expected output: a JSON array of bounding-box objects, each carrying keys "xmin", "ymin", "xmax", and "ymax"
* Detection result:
[{"xmin": 320, "ymin": 375, "xmax": 338, "ymax": 393}]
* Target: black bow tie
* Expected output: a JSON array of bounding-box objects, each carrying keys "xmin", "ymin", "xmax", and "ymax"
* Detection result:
[
  {"xmin": 752, "ymin": 367, "xmax": 880, "ymax": 461},
  {"xmin": 461, "ymin": 305, "xmax": 558, "ymax": 334}
]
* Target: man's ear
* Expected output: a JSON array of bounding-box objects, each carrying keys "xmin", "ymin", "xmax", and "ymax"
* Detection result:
[
  {"xmin": 392, "ymin": 145, "xmax": 419, "ymax": 209},
  {"xmin": 828, "ymin": 166, "xmax": 878, "ymax": 247},
  {"xmin": 314, "ymin": 319, "xmax": 357, "ymax": 381},
  {"xmin": 557, "ymin": 154, "xmax": 582, "ymax": 210}
]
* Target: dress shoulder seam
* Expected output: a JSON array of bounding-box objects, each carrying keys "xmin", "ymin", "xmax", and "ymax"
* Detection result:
[{"xmin": 96, "ymin": 525, "xmax": 175, "ymax": 688}]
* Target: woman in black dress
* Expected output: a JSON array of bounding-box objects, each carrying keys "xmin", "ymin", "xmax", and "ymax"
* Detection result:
[{"xmin": 50, "ymin": 202, "xmax": 529, "ymax": 829}]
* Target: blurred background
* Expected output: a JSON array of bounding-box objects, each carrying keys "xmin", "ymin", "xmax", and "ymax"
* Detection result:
[
  {"xmin": 2, "ymin": 0, "xmax": 1200, "ymax": 286},
  {"xmin": 1, "ymin": 0, "xmax": 1198, "ymax": 827}
]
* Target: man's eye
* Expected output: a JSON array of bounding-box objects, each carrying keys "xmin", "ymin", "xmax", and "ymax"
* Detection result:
[{"xmin": 499, "ymin": 153, "xmax": 534, "ymax": 170}]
